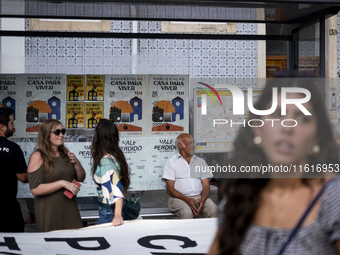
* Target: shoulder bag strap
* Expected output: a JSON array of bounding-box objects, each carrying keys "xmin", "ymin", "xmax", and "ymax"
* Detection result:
[{"xmin": 276, "ymin": 179, "xmax": 335, "ymax": 255}]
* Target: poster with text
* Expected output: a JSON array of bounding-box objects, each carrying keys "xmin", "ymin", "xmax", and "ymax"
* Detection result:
[
  {"xmin": 104, "ymin": 75, "xmax": 148, "ymax": 136},
  {"xmin": 66, "ymin": 75, "xmax": 85, "ymax": 101},
  {"xmin": 23, "ymin": 74, "xmax": 66, "ymax": 137},
  {"xmin": 85, "ymin": 102, "xmax": 104, "ymax": 129},
  {"xmin": 17, "ymin": 142, "xmax": 96, "ymax": 198},
  {"xmin": 120, "ymin": 137, "xmax": 150, "ymax": 191},
  {"xmin": 0, "ymin": 74, "xmax": 24, "ymax": 137},
  {"xmin": 86, "ymin": 75, "xmax": 105, "ymax": 101},
  {"xmin": 194, "ymin": 89, "xmax": 244, "ymax": 152},
  {"xmin": 66, "ymin": 103, "xmax": 85, "ymax": 129},
  {"xmin": 65, "ymin": 142, "xmax": 96, "ymax": 197},
  {"xmin": 147, "ymin": 136, "xmax": 178, "ymax": 190},
  {"xmin": 17, "ymin": 142, "xmax": 36, "ymax": 198},
  {"xmin": 147, "ymin": 75, "xmax": 189, "ymax": 135},
  {"xmin": 17, "ymin": 137, "xmax": 179, "ymax": 196}
]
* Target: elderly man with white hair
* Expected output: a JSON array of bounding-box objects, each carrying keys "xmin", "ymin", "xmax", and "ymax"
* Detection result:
[{"xmin": 162, "ymin": 133, "xmax": 218, "ymax": 219}]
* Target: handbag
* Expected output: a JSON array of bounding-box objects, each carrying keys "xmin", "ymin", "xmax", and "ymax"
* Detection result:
[
  {"xmin": 123, "ymin": 197, "xmax": 141, "ymax": 220},
  {"xmin": 276, "ymin": 179, "xmax": 335, "ymax": 255}
]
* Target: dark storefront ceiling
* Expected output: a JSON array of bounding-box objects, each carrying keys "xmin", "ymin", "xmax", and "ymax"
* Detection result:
[
  {"xmin": 0, "ymin": 0, "xmax": 338, "ymax": 42},
  {"xmin": 0, "ymin": 0, "xmax": 339, "ymax": 24}
]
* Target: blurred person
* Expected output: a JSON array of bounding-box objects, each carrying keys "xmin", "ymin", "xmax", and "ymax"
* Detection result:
[
  {"xmin": 27, "ymin": 119, "xmax": 85, "ymax": 232},
  {"xmin": 91, "ymin": 119, "xmax": 130, "ymax": 226},
  {"xmin": 331, "ymin": 123, "xmax": 340, "ymax": 160},
  {"xmin": 0, "ymin": 107, "xmax": 27, "ymax": 232},
  {"xmin": 162, "ymin": 133, "xmax": 218, "ymax": 219},
  {"xmin": 208, "ymin": 80, "xmax": 340, "ymax": 255}
]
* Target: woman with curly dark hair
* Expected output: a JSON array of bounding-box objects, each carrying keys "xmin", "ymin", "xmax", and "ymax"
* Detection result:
[
  {"xmin": 91, "ymin": 119, "xmax": 130, "ymax": 226},
  {"xmin": 208, "ymin": 79, "xmax": 340, "ymax": 255}
]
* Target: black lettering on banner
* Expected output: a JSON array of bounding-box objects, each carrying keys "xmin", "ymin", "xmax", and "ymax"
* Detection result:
[
  {"xmin": 137, "ymin": 235, "xmax": 197, "ymax": 250},
  {"xmin": 0, "ymin": 237, "xmax": 20, "ymax": 251},
  {"xmin": 45, "ymin": 237, "xmax": 110, "ymax": 251}
]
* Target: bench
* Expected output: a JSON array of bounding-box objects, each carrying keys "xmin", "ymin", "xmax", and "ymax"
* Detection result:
[
  {"xmin": 137, "ymin": 208, "xmax": 177, "ymax": 219},
  {"xmin": 80, "ymin": 186, "xmax": 218, "ymax": 224},
  {"xmin": 80, "ymin": 207, "xmax": 177, "ymax": 225}
]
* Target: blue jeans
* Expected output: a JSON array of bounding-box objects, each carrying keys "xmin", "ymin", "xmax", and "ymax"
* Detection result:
[{"xmin": 97, "ymin": 201, "xmax": 126, "ymax": 225}]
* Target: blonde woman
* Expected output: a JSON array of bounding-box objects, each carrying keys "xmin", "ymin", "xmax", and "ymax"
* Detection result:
[{"xmin": 27, "ymin": 119, "xmax": 85, "ymax": 232}]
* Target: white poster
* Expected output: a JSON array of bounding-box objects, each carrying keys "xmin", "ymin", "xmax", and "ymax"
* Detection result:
[
  {"xmin": 22, "ymin": 74, "xmax": 66, "ymax": 137},
  {"xmin": 17, "ymin": 137, "xmax": 180, "ymax": 197},
  {"xmin": 147, "ymin": 75, "xmax": 189, "ymax": 135},
  {"xmin": 104, "ymin": 75, "xmax": 148, "ymax": 136},
  {"xmin": 16, "ymin": 142, "xmax": 96, "ymax": 198},
  {"xmin": 0, "ymin": 218, "xmax": 218, "ymax": 255},
  {"xmin": 147, "ymin": 136, "xmax": 178, "ymax": 190},
  {"xmin": 65, "ymin": 142, "xmax": 97, "ymax": 197},
  {"xmin": 17, "ymin": 142, "xmax": 36, "ymax": 198},
  {"xmin": 120, "ymin": 136, "xmax": 178, "ymax": 191},
  {"xmin": 0, "ymin": 74, "xmax": 24, "ymax": 137},
  {"xmin": 194, "ymin": 89, "xmax": 243, "ymax": 152},
  {"xmin": 119, "ymin": 137, "xmax": 149, "ymax": 191},
  {"xmin": 194, "ymin": 87, "xmax": 263, "ymax": 153}
]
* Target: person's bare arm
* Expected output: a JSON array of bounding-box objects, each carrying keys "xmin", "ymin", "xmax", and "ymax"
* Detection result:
[
  {"xmin": 67, "ymin": 151, "xmax": 86, "ymax": 182},
  {"xmin": 335, "ymin": 240, "xmax": 340, "ymax": 254},
  {"xmin": 196, "ymin": 178, "xmax": 210, "ymax": 214},
  {"xmin": 28, "ymin": 151, "xmax": 79, "ymax": 197},
  {"xmin": 16, "ymin": 173, "xmax": 28, "ymax": 183},
  {"xmin": 165, "ymin": 179, "xmax": 199, "ymax": 215},
  {"xmin": 112, "ymin": 198, "xmax": 124, "ymax": 226}
]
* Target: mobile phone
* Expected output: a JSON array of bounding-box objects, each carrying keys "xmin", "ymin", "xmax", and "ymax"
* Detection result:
[{"xmin": 64, "ymin": 179, "xmax": 81, "ymax": 199}]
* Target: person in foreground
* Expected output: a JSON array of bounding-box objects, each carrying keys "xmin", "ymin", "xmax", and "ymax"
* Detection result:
[
  {"xmin": 27, "ymin": 119, "xmax": 85, "ymax": 232},
  {"xmin": 91, "ymin": 119, "xmax": 130, "ymax": 226},
  {"xmin": 0, "ymin": 107, "xmax": 28, "ymax": 232},
  {"xmin": 208, "ymin": 79, "xmax": 340, "ymax": 255},
  {"xmin": 162, "ymin": 133, "xmax": 218, "ymax": 219}
]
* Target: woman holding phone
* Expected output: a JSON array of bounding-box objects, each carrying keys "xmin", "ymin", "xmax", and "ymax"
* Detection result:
[{"xmin": 27, "ymin": 119, "xmax": 85, "ymax": 232}]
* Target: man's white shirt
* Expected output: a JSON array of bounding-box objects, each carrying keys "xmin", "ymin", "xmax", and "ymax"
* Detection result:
[{"xmin": 162, "ymin": 153, "xmax": 213, "ymax": 196}]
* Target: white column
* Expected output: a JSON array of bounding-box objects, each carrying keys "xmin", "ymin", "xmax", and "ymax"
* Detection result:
[
  {"xmin": 131, "ymin": 21, "xmax": 138, "ymax": 74},
  {"xmin": 256, "ymin": 8, "xmax": 266, "ymax": 89},
  {"xmin": 325, "ymin": 16, "xmax": 337, "ymax": 79},
  {"xmin": 1, "ymin": 0, "xmax": 25, "ymax": 73},
  {"xmin": 325, "ymin": 15, "xmax": 338, "ymax": 121}
]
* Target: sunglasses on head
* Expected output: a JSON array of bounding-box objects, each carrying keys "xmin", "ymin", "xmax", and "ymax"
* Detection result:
[{"xmin": 52, "ymin": 128, "xmax": 66, "ymax": 136}]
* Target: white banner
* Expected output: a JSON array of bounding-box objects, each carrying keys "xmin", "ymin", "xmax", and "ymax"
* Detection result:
[{"xmin": 0, "ymin": 219, "xmax": 217, "ymax": 255}]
